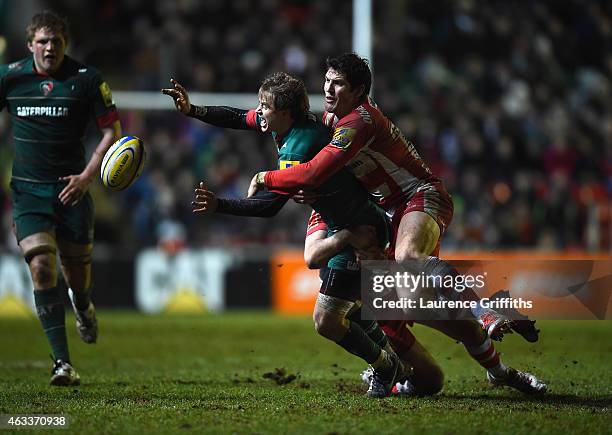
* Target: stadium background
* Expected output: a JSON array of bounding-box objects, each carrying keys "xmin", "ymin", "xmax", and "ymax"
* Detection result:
[
  {"xmin": 0, "ymin": 0, "xmax": 610, "ymax": 314},
  {"xmin": 0, "ymin": 2, "xmax": 610, "ymax": 433}
]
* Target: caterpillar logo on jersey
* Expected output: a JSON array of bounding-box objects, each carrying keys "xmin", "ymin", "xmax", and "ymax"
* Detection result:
[
  {"xmin": 16, "ymin": 106, "xmax": 68, "ymax": 117},
  {"xmin": 40, "ymin": 81, "xmax": 54, "ymax": 96},
  {"xmin": 279, "ymin": 160, "xmax": 300, "ymax": 169},
  {"xmin": 330, "ymin": 127, "xmax": 357, "ymax": 149},
  {"xmin": 99, "ymin": 82, "xmax": 114, "ymax": 107}
]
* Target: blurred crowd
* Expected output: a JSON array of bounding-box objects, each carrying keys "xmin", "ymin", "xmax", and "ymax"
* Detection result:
[{"xmin": 1, "ymin": 0, "xmax": 611, "ymax": 254}]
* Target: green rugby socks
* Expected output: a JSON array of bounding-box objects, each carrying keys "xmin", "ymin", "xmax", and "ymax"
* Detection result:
[
  {"xmin": 34, "ymin": 287, "xmax": 70, "ymax": 362},
  {"xmin": 347, "ymin": 306, "xmax": 389, "ymax": 349},
  {"xmin": 337, "ymin": 321, "xmax": 382, "ymax": 364}
]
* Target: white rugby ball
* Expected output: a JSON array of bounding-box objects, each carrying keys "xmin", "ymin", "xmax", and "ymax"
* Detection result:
[{"xmin": 101, "ymin": 135, "xmax": 146, "ymax": 191}]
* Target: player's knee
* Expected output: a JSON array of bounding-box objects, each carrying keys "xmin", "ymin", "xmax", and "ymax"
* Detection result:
[
  {"xmin": 395, "ymin": 246, "xmax": 425, "ymax": 263},
  {"xmin": 422, "ymin": 365, "xmax": 445, "ymax": 395},
  {"xmin": 60, "ymin": 253, "xmax": 92, "ymax": 267},
  {"xmin": 28, "ymin": 254, "xmax": 57, "ymax": 287},
  {"xmin": 313, "ymin": 294, "xmax": 354, "ymax": 341},
  {"xmin": 313, "ymin": 308, "xmax": 333, "ymax": 338},
  {"xmin": 412, "ymin": 363, "xmax": 444, "ymax": 396},
  {"xmin": 313, "ymin": 308, "xmax": 344, "ymax": 341}
]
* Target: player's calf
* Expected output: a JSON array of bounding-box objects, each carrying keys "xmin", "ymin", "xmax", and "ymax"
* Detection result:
[{"xmin": 61, "ymin": 251, "xmax": 97, "ymax": 344}]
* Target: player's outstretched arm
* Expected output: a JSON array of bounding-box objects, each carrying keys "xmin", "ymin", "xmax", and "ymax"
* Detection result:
[
  {"xmin": 162, "ymin": 79, "xmax": 258, "ymax": 131},
  {"xmin": 58, "ymin": 120, "xmax": 122, "ymax": 206},
  {"xmin": 192, "ymin": 180, "xmax": 289, "ymax": 217}
]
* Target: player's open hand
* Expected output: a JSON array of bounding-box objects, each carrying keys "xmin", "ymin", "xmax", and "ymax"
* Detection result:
[
  {"xmin": 161, "ymin": 79, "xmax": 191, "ymax": 114},
  {"xmin": 58, "ymin": 174, "xmax": 90, "ymax": 206},
  {"xmin": 192, "ymin": 181, "xmax": 218, "ymax": 214}
]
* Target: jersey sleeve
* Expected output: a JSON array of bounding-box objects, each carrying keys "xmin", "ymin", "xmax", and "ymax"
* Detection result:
[
  {"xmin": 189, "ymin": 106, "xmax": 264, "ymax": 131},
  {"xmin": 216, "ymin": 190, "xmax": 289, "ymax": 217},
  {"xmin": 245, "ymin": 109, "xmax": 261, "ymax": 130},
  {"xmin": 306, "ymin": 211, "xmax": 327, "ymax": 237},
  {"xmin": 264, "ymin": 113, "xmax": 372, "ymax": 192},
  {"xmin": 89, "ymin": 72, "xmax": 119, "ymax": 129}
]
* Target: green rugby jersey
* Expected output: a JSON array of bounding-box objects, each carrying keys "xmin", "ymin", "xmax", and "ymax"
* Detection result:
[
  {"xmin": 269, "ymin": 113, "xmax": 386, "ymax": 235},
  {"xmin": 0, "ymin": 55, "xmax": 119, "ymax": 182}
]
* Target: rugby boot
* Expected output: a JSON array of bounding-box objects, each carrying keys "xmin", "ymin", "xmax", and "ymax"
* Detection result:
[
  {"xmin": 366, "ymin": 353, "xmax": 402, "ymax": 398},
  {"xmin": 489, "ymin": 290, "xmax": 539, "ymax": 342},
  {"xmin": 50, "ymin": 359, "xmax": 80, "ymax": 386},
  {"xmin": 487, "ymin": 367, "xmax": 546, "ymax": 395},
  {"xmin": 362, "ymin": 366, "xmax": 417, "ymax": 396}
]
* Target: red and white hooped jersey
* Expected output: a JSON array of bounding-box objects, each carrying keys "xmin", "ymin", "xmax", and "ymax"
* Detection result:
[{"xmin": 265, "ymin": 97, "xmax": 440, "ymax": 211}]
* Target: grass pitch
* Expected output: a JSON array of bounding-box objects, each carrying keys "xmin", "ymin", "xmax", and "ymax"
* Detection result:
[{"xmin": 0, "ymin": 312, "xmax": 610, "ymax": 434}]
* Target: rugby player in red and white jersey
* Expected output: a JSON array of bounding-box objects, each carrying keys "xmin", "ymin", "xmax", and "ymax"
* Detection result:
[
  {"xmin": 304, "ymin": 211, "xmax": 546, "ymax": 395},
  {"xmin": 252, "ymin": 53, "xmax": 538, "ymax": 342}
]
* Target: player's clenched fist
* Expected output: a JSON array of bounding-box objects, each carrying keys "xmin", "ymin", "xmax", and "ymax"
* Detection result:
[
  {"xmin": 192, "ymin": 181, "xmax": 218, "ymax": 214},
  {"xmin": 161, "ymin": 78, "xmax": 192, "ymax": 114}
]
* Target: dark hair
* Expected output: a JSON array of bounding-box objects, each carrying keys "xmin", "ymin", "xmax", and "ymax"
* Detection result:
[
  {"xmin": 259, "ymin": 72, "xmax": 310, "ymax": 120},
  {"xmin": 26, "ymin": 11, "xmax": 69, "ymax": 44},
  {"xmin": 326, "ymin": 53, "xmax": 372, "ymax": 100}
]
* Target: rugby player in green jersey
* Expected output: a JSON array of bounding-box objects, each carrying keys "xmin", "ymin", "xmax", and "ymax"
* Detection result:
[
  {"xmin": 163, "ymin": 72, "xmax": 410, "ymax": 397},
  {"xmin": 0, "ymin": 12, "xmax": 122, "ymax": 385}
]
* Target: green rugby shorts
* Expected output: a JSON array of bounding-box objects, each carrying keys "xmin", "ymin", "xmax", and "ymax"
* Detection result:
[{"xmin": 10, "ymin": 179, "xmax": 94, "ymax": 244}]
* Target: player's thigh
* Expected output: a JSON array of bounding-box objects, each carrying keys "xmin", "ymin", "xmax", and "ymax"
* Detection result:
[
  {"xmin": 10, "ymin": 180, "xmax": 56, "ymax": 244},
  {"xmin": 18, "ymin": 231, "xmax": 59, "ymax": 288},
  {"xmin": 56, "ymin": 191, "xmax": 95, "ymax": 246},
  {"xmin": 395, "ymin": 211, "xmax": 441, "ymax": 261},
  {"xmin": 393, "ymin": 184, "xmax": 453, "ymax": 261}
]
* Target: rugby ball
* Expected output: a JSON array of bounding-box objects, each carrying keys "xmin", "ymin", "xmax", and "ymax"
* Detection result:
[{"xmin": 100, "ymin": 135, "xmax": 146, "ymax": 191}]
